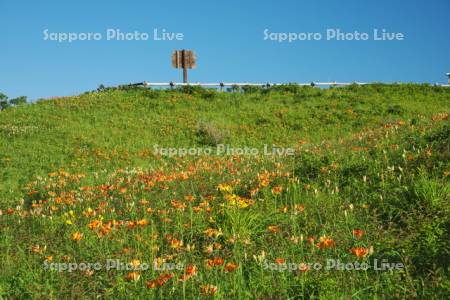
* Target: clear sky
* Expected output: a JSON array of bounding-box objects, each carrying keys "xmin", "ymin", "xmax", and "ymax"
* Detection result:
[{"xmin": 1, "ymin": 0, "xmax": 449, "ymax": 100}]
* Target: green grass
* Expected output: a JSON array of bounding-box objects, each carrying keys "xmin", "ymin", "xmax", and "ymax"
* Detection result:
[{"xmin": 0, "ymin": 84, "xmax": 449, "ymax": 299}]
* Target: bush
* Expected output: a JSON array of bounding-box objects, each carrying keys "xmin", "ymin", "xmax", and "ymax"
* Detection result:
[
  {"xmin": 196, "ymin": 121, "xmax": 228, "ymax": 146},
  {"xmin": 269, "ymin": 84, "xmax": 303, "ymax": 94},
  {"xmin": 9, "ymin": 96, "xmax": 27, "ymax": 106},
  {"xmin": 0, "ymin": 93, "xmax": 27, "ymax": 110},
  {"xmin": 386, "ymin": 104, "xmax": 405, "ymax": 115},
  {"xmin": 0, "ymin": 93, "xmax": 9, "ymax": 110},
  {"xmin": 176, "ymin": 85, "xmax": 205, "ymax": 95},
  {"xmin": 242, "ymin": 85, "xmax": 263, "ymax": 93},
  {"xmin": 0, "ymin": 100, "xmax": 9, "ymax": 110},
  {"xmin": 174, "ymin": 85, "xmax": 217, "ymax": 100},
  {"xmin": 227, "ymin": 85, "xmax": 241, "ymax": 92}
]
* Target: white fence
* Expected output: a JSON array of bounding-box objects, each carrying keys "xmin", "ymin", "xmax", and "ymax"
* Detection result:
[
  {"xmin": 131, "ymin": 82, "xmax": 450, "ymax": 88},
  {"xmin": 141, "ymin": 82, "xmax": 366, "ymax": 87}
]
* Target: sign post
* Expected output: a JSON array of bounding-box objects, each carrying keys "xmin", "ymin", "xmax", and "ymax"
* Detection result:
[{"xmin": 172, "ymin": 50, "xmax": 196, "ymax": 83}]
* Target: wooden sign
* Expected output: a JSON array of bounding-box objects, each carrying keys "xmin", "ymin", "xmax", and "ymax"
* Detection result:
[
  {"xmin": 172, "ymin": 50, "xmax": 196, "ymax": 69},
  {"xmin": 172, "ymin": 50, "xmax": 196, "ymax": 83}
]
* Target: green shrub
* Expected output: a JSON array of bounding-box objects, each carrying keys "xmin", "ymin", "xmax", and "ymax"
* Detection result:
[
  {"xmin": 196, "ymin": 121, "xmax": 228, "ymax": 146},
  {"xmin": 0, "ymin": 93, "xmax": 27, "ymax": 110}
]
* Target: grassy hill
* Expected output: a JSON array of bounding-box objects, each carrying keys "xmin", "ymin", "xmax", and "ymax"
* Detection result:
[{"xmin": 0, "ymin": 84, "xmax": 449, "ymax": 299}]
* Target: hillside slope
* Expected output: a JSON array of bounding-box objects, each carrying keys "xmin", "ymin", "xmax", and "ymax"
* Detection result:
[{"xmin": 0, "ymin": 85, "xmax": 449, "ymax": 299}]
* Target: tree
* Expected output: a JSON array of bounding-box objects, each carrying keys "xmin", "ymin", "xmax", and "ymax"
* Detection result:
[
  {"xmin": 9, "ymin": 96, "xmax": 27, "ymax": 106},
  {"xmin": 0, "ymin": 93, "xmax": 27, "ymax": 110},
  {"xmin": 0, "ymin": 92, "xmax": 8, "ymax": 110}
]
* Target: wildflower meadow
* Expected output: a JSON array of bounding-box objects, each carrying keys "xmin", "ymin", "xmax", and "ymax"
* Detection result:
[{"xmin": 0, "ymin": 84, "xmax": 449, "ymax": 299}]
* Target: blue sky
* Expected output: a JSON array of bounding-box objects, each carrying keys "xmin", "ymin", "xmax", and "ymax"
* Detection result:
[{"xmin": 1, "ymin": 0, "xmax": 449, "ymax": 100}]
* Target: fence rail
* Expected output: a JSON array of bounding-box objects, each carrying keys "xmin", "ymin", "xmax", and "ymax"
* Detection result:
[
  {"xmin": 139, "ymin": 81, "xmax": 367, "ymax": 87},
  {"xmin": 129, "ymin": 82, "xmax": 450, "ymax": 88}
]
